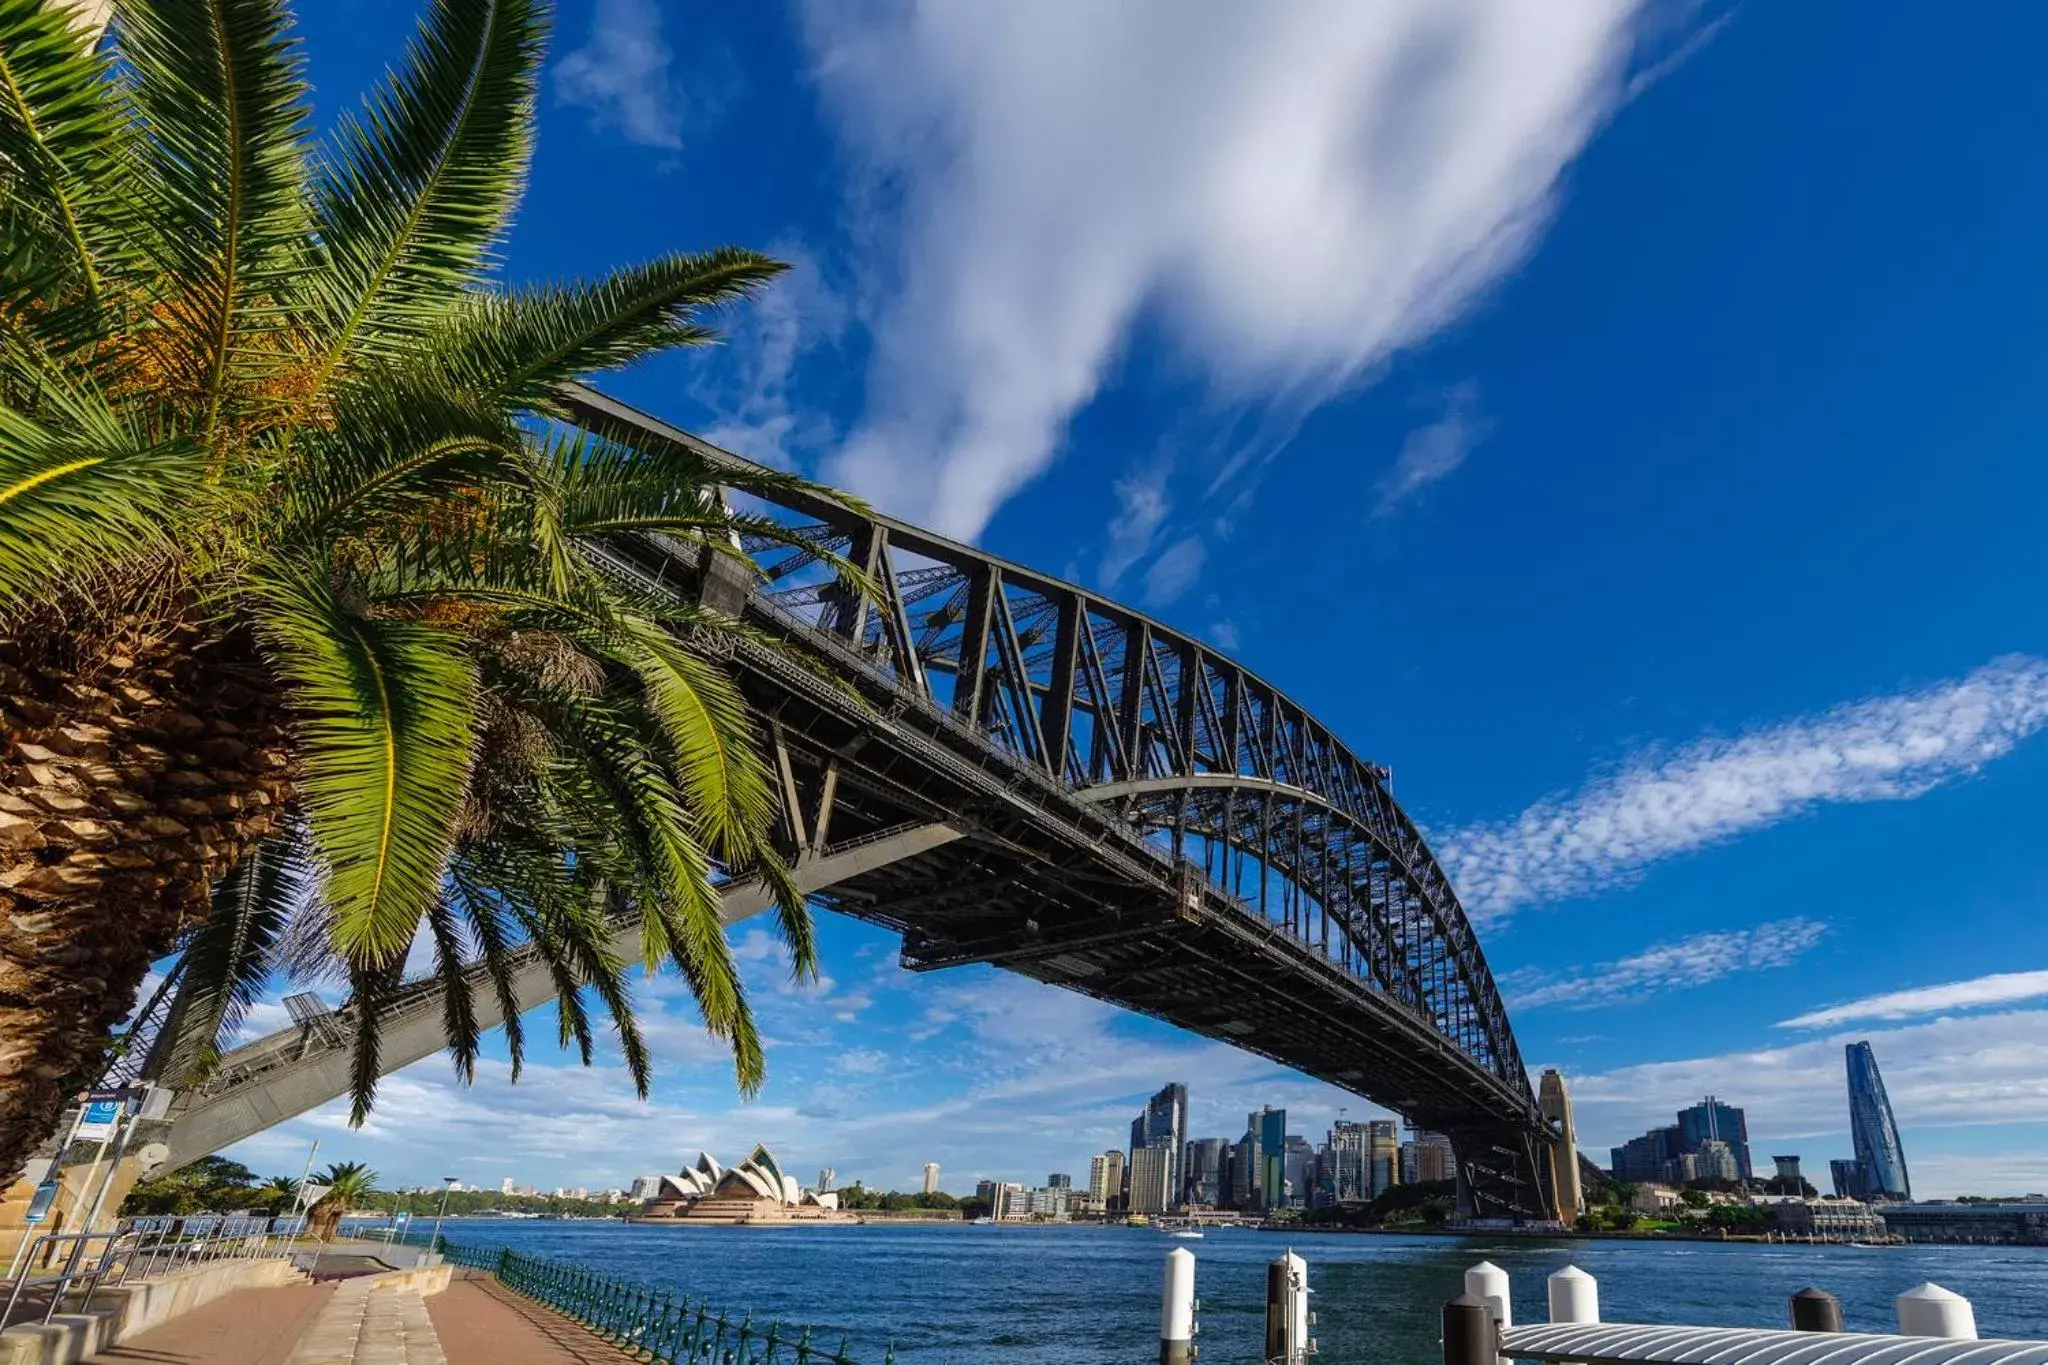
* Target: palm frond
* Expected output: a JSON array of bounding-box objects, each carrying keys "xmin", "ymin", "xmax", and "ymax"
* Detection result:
[
  {"xmin": 421, "ymin": 892, "xmax": 481, "ymax": 1083},
  {"xmin": 0, "ymin": 394, "xmax": 205, "ymax": 618},
  {"xmin": 0, "ymin": 0, "xmax": 135, "ymax": 347},
  {"xmin": 307, "ymin": 0, "xmax": 543, "ymax": 377},
  {"xmin": 620, "ymin": 617, "xmax": 776, "ymax": 860},
  {"xmin": 153, "ymin": 829, "xmax": 311, "ymax": 1083},
  {"xmin": 432, "ymin": 248, "xmax": 785, "ymax": 411},
  {"xmin": 447, "ymin": 859, "xmax": 526, "ymax": 1080},
  {"xmin": 119, "ymin": 0, "xmax": 312, "ymax": 434},
  {"xmin": 275, "ymin": 374, "xmax": 520, "ymax": 542},
  {"xmin": 252, "ymin": 559, "xmax": 478, "ymax": 964}
]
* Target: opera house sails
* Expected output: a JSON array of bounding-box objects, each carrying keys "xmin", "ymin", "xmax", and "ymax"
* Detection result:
[{"xmin": 633, "ymin": 1145, "xmax": 856, "ymax": 1225}]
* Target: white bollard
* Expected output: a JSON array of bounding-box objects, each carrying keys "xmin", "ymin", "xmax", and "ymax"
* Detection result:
[
  {"xmin": 1897, "ymin": 1283, "xmax": 1977, "ymax": 1339},
  {"xmin": 1266, "ymin": 1250, "xmax": 1312, "ymax": 1364},
  {"xmin": 1547, "ymin": 1266, "xmax": 1599, "ymax": 1324},
  {"xmin": 1160, "ymin": 1247, "xmax": 1195, "ymax": 1365},
  {"xmin": 1465, "ymin": 1261, "xmax": 1512, "ymax": 1365}
]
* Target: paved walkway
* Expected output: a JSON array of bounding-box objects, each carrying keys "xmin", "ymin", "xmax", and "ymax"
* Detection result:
[
  {"xmin": 285, "ymin": 1276, "xmax": 445, "ymax": 1365},
  {"xmin": 427, "ymin": 1273, "xmax": 624, "ymax": 1365},
  {"xmin": 84, "ymin": 1282, "xmax": 336, "ymax": 1365}
]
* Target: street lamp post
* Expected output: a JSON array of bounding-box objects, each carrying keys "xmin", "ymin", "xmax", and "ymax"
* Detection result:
[{"xmin": 429, "ymin": 1176, "xmax": 459, "ymax": 1262}]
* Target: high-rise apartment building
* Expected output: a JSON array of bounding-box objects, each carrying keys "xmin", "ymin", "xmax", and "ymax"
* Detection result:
[
  {"xmin": 1695, "ymin": 1139, "xmax": 1738, "ymax": 1183},
  {"xmin": 1538, "ymin": 1069, "xmax": 1584, "ymax": 1221},
  {"xmin": 1087, "ymin": 1150, "xmax": 1125, "ymax": 1213},
  {"xmin": 1676, "ymin": 1095, "xmax": 1753, "ymax": 1181},
  {"xmin": 1128, "ymin": 1144, "xmax": 1174, "ymax": 1215},
  {"xmin": 1845, "ymin": 1041, "xmax": 1910, "ymax": 1201},
  {"xmin": 922, "ymin": 1162, "xmax": 941, "ymax": 1195},
  {"xmin": 1282, "ymin": 1136, "xmax": 1316, "ymax": 1209},
  {"xmin": 1367, "ymin": 1119, "xmax": 1400, "ymax": 1197},
  {"xmin": 1046, "ymin": 1172, "xmax": 1072, "ymax": 1190},
  {"xmin": 1183, "ymin": 1138, "xmax": 1229, "ymax": 1207}
]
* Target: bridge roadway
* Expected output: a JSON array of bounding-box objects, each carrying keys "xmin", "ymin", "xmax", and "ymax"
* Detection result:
[{"xmin": 144, "ymin": 383, "xmax": 1557, "ymax": 1220}]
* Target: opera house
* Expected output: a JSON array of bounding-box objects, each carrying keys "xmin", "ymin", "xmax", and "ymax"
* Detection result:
[{"xmin": 632, "ymin": 1145, "xmax": 855, "ymax": 1225}]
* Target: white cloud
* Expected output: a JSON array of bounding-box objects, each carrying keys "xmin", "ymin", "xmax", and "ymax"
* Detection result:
[
  {"xmin": 554, "ymin": 0, "xmax": 686, "ymax": 151},
  {"xmin": 1372, "ymin": 383, "xmax": 1488, "ymax": 517},
  {"xmin": 1096, "ymin": 470, "xmax": 1172, "ymax": 592},
  {"xmin": 1143, "ymin": 536, "xmax": 1207, "ymax": 607},
  {"xmin": 806, "ymin": 0, "xmax": 1651, "ymax": 539},
  {"xmin": 695, "ymin": 248, "xmax": 849, "ymax": 469},
  {"xmin": 1505, "ymin": 917, "xmax": 1825, "ymax": 1010},
  {"xmin": 1443, "ymin": 655, "xmax": 2048, "ymax": 918},
  {"xmin": 1779, "ymin": 969, "xmax": 2048, "ymax": 1031}
]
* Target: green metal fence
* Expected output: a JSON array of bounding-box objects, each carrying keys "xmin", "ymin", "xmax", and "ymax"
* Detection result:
[{"xmin": 440, "ymin": 1238, "xmax": 890, "ymax": 1364}]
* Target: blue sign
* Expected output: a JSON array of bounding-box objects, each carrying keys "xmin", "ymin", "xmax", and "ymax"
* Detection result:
[
  {"xmin": 24, "ymin": 1180, "xmax": 59, "ymax": 1224},
  {"xmin": 76, "ymin": 1099, "xmax": 122, "ymax": 1141}
]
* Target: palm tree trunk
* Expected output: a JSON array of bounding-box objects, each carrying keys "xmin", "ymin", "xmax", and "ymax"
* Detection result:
[{"xmin": 0, "ymin": 614, "xmax": 291, "ymax": 1186}]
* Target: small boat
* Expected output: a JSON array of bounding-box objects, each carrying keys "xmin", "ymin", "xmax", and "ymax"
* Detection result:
[{"xmin": 1169, "ymin": 1229, "xmax": 1204, "ymax": 1239}]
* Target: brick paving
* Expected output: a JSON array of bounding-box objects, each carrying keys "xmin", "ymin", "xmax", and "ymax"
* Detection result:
[
  {"xmin": 83, "ymin": 1282, "xmax": 336, "ymax": 1365},
  {"xmin": 285, "ymin": 1277, "xmax": 445, "ymax": 1365},
  {"xmin": 427, "ymin": 1272, "xmax": 628, "ymax": 1365}
]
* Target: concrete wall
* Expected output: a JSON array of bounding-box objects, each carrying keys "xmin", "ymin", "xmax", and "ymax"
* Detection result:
[
  {"xmin": 0, "ymin": 1157, "xmax": 146, "ymax": 1265},
  {"xmin": 0, "ymin": 1255, "xmax": 302, "ymax": 1365}
]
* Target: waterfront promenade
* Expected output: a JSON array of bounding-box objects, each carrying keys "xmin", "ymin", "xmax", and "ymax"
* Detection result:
[{"xmin": 53, "ymin": 1258, "xmax": 617, "ymax": 1365}]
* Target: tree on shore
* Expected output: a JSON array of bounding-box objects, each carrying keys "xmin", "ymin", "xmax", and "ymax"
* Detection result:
[{"xmin": 0, "ymin": 0, "xmax": 861, "ymax": 1184}]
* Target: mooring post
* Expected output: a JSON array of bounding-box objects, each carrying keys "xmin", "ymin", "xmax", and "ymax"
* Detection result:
[
  {"xmin": 1547, "ymin": 1266, "xmax": 1598, "ymax": 1324},
  {"xmin": 1265, "ymin": 1250, "xmax": 1311, "ymax": 1364},
  {"xmin": 1791, "ymin": 1288, "xmax": 1844, "ymax": 1332},
  {"xmin": 1464, "ymin": 1262, "xmax": 1512, "ymax": 1364},
  {"xmin": 1160, "ymin": 1247, "xmax": 1195, "ymax": 1365},
  {"xmin": 1443, "ymin": 1293, "xmax": 1497, "ymax": 1365},
  {"xmin": 1898, "ymin": 1283, "xmax": 1977, "ymax": 1339}
]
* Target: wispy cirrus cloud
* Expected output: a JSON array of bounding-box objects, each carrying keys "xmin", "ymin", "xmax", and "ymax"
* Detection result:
[
  {"xmin": 804, "ymin": 0, "xmax": 1660, "ymax": 540},
  {"xmin": 1779, "ymin": 969, "xmax": 2048, "ymax": 1031},
  {"xmin": 1505, "ymin": 917, "xmax": 1826, "ymax": 1010},
  {"xmin": 1373, "ymin": 384, "xmax": 1489, "ymax": 518},
  {"xmin": 1443, "ymin": 655, "xmax": 2048, "ymax": 919},
  {"xmin": 554, "ymin": 0, "xmax": 686, "ymax": 151}
]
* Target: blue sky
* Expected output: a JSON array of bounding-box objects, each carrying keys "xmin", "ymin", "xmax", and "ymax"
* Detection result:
[{"xmin": 224, "ymin": 0, "xmax": 2048, "ymax": 1200}]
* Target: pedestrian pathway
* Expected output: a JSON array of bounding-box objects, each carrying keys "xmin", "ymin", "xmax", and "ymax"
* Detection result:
[
  {"xmin": 83, "ymin": 1282, "xmax": 336, "ymax": 1365},
  {"xmin": 426, "ymin": 1272, "xmax": 626, "ymax": 1365},
  {"xmin": 285, "ymin": 1275, "xmax": 446, "ymax": 1365}
]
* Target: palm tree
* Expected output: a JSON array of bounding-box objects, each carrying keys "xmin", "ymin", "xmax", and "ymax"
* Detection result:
[
  {"xmin": 304, "ymin": 1161, "xmax": 376, "ymax": 1242},
  {"xmin": 257, "ymin": 1174, "xmax": 300, "ymax": 1218},
  {"xmin": 0, "ymin": 0, "xmax": 860, "ymax": 1184}
]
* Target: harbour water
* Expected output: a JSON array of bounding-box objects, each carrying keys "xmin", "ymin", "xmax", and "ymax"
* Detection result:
[{"xmin": 425, "ymin": 1219, "xmax": 2048, "ymax": 1363}]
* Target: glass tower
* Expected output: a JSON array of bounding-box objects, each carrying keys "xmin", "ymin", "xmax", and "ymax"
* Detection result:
[
  {"xmin": 1846, "ymin": 1041, "xmax": 1910, "ymax": 1201},
  {"xmin": 1131, "ymin": 1083, "xmax": 1188, "ymax": 1207}
]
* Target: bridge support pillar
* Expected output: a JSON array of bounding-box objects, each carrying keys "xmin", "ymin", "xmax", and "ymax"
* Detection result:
[{"xmin": 1448, "ymin": 1124, "xmax": 1557, "ymax": 1225}]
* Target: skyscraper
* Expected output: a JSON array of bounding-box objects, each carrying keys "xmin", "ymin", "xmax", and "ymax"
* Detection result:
[
  {"xmin": 1846, "ymin": 1041, "xmax": 1910, "ymax": 1201},
  {"xmin": 1183, "ymin": 1138, "xmax": 1228, "ymax": 1207},
  {"xmin": 1253, "ymin": 1107, "xmax": 1288, "ymax": 1211},
  {"xmin": 1129, "ymin": 1145, "xmax": 1174, "ymax": 1215},
  {"xmin": 1328, "ymin": 1122, "xmax": 1369, "ymax": 1203},
  {"xmin": 922, "ymin": 1163, "xmax": 940, "ymax": 1195},
  {"xmin": 1538, "ymin": 1069, "xmax": 1584, "ymax": 1222},
  {"xmin": 1229, "ymin": 1129, "xmax": 1258, "ymax": 1208},
  {"xmin": 1131, "ymin": 1083, "xmax": 1189, "ymax": 1209},
  {"xmin": 1676, "ymin": 1096, "xmax": 1753, "ymax": 1181},
  {"xmin": 1367, "ymin": 1119, "xmax": 1399, "ymax": 1197}
]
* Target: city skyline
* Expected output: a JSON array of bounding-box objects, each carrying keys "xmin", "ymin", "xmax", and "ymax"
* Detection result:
[{"xmin": 203, "ymin": 0, "xmax": 2048, "ymax": 1200}]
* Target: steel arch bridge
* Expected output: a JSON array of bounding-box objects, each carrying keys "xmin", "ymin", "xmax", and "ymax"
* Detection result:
[{"xmin": 126, "ymin": 383, "xmax": 1557, "ymax": 1220}]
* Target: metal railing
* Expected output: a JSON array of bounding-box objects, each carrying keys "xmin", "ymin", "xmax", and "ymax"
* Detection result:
[
  {"xmin": 443, "ymin": 1238, "xmax": 901, "ymax": 1364},
  {"xmin": 1, "ymin": 1214, "xmax": 289, "ymax": 1330}
]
